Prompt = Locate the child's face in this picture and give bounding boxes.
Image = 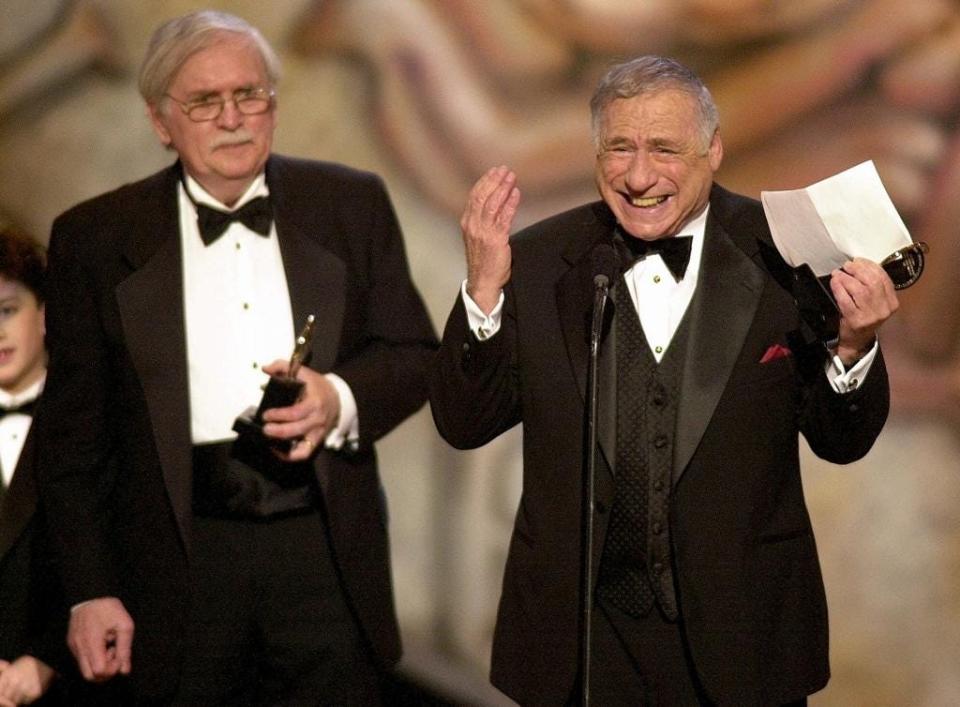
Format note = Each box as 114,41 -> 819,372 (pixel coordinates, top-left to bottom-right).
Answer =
0,276 -> 46,395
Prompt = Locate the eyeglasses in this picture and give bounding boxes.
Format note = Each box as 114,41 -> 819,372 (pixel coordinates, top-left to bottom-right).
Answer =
164,87 -> 275,122
881,241 -> 929,290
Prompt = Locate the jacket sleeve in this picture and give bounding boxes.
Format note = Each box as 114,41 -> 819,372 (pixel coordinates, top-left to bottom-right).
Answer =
325,175 -> 439,452
798,343 -> 890,464
33,215 -> 122,607
429,289 -> 523,450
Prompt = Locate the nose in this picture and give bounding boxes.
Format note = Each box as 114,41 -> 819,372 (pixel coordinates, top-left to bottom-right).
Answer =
216,98 -> 243,130
624,150 -> 658,194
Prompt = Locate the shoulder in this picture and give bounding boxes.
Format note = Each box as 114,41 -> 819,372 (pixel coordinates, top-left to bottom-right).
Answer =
266,154 -> 387,199
50,165 -> 176,256
710,182 -> 800,300
54,166 -> 173,228
708,183 -> 768,238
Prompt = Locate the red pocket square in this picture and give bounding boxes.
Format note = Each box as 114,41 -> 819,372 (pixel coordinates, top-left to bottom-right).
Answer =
760,343 -> 792,364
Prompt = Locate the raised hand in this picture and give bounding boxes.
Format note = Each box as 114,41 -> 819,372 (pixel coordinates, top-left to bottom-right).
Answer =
461,166 -> 521,314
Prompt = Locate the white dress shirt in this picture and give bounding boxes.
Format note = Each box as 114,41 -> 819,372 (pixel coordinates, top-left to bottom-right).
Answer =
179,175 -> 357,447
0,375 -> 44,486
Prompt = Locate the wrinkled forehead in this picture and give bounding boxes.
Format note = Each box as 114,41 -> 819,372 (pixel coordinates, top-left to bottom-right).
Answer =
170,33 -> 269,90
599,91 -> 703,140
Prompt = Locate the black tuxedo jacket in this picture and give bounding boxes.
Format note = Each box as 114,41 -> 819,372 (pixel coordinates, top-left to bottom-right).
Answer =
36,156 -> 437,698
430,185 -> 889,706
0,424 -> 69,673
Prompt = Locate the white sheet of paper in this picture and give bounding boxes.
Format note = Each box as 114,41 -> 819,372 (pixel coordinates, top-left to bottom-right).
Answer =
760,160 -> 912,276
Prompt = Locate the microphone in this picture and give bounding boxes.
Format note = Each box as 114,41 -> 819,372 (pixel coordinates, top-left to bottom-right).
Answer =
590,245 -> 619,349
580,243 -> 618,706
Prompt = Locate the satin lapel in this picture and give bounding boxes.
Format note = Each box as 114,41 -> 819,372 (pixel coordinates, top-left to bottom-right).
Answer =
115,165 -> 194,550
269,162 -> 346,497
555,209 -> 618,477
673,212 -> 765,485
0,432 -> 37,560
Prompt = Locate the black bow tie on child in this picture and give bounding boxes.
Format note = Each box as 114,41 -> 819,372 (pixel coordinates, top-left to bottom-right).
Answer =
196,197 -> 273,245
615,230 -> 693,281
0,399 -> 36,419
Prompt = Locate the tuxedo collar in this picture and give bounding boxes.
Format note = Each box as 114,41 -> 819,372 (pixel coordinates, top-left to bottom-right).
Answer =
553,188 -> 768,486
115,156 -> 345,549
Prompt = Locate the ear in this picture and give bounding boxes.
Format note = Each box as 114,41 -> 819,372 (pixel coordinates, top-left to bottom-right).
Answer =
39,302 -> 45,337
147,102 -> 173,147
708,130 -> 723,172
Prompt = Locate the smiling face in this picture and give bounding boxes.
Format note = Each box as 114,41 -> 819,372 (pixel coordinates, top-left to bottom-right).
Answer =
0,277 -> 46,395
595,90 -> 723,241
148,33 -> 276,206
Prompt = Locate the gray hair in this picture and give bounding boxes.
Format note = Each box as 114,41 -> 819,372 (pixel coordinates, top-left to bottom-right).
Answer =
590,56 -> 719,153
138,10 -> 281,105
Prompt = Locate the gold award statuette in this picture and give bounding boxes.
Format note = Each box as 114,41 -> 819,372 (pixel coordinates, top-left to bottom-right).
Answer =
233,315 -> 316,451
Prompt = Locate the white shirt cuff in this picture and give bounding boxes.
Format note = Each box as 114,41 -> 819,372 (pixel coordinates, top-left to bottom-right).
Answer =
461,280 -> 504,340
323,372 -> 359,450
825,340 -> 879,393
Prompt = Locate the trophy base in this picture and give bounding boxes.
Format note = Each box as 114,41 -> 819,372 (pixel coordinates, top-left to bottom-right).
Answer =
232,375 -> 305,453
232,407 -> 297,453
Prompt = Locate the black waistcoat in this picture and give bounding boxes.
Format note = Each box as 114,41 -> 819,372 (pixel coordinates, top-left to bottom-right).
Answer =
596,279 -> 690,621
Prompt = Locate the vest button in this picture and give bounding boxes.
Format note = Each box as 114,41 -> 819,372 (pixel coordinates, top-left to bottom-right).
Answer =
653,479 -> 665,492
652,562 -> 664,575
654,434 -> 668,449
652,522 -> 663,535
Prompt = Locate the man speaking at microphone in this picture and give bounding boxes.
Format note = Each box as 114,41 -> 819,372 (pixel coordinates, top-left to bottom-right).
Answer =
430,56 -> 898,705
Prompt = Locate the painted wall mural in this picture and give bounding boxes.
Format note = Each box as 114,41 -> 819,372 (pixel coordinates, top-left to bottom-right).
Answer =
2,1 -> 958,703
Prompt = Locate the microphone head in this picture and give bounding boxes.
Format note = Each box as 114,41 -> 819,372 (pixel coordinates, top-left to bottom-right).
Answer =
593,273 -> 610,289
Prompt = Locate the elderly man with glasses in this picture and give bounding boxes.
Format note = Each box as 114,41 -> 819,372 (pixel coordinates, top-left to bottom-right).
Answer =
35,10 -> 436,705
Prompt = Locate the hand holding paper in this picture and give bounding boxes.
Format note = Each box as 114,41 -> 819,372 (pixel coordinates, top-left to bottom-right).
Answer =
761,161 -> 913,352
761,160 -> 928,289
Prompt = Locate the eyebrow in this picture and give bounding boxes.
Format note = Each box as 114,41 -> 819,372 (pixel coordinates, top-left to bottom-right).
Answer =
183,85 -> 261,101
601,136 -> 635,148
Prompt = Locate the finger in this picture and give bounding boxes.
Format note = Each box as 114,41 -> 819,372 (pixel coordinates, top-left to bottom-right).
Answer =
262,417 -> 312,441
70,637 -> 96,682
836,261 -> 898,318
481,170 -> 518,223
497,185 -> 521,230
115,624 -> 134,675
287,436 -> 318,462
463,167 -> 515,230
260,400 -> 307,423
269,434 -> 318,463
261,359 -> 289,377
830,277 -> 858,320
830,269 -> 861,312
471,166 -> 511,207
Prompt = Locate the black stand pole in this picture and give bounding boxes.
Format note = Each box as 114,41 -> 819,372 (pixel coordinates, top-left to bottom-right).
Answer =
580,273 -> 611,707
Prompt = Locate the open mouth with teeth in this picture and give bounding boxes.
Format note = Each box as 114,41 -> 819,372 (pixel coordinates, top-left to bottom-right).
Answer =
629,195 -> 669,208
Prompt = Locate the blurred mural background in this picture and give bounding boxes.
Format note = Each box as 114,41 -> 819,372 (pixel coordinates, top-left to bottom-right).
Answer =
2,0 -> 959,704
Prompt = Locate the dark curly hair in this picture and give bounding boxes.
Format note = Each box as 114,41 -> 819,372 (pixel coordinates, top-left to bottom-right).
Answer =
0,226 -> 46,303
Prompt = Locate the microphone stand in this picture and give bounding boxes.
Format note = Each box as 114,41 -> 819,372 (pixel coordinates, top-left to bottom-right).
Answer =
580,273 -> 611,707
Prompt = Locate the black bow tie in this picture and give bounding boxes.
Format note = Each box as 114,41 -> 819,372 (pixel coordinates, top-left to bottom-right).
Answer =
196,196 -> 273,245
0,398 -> 36,419
616,231 -> 693,281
